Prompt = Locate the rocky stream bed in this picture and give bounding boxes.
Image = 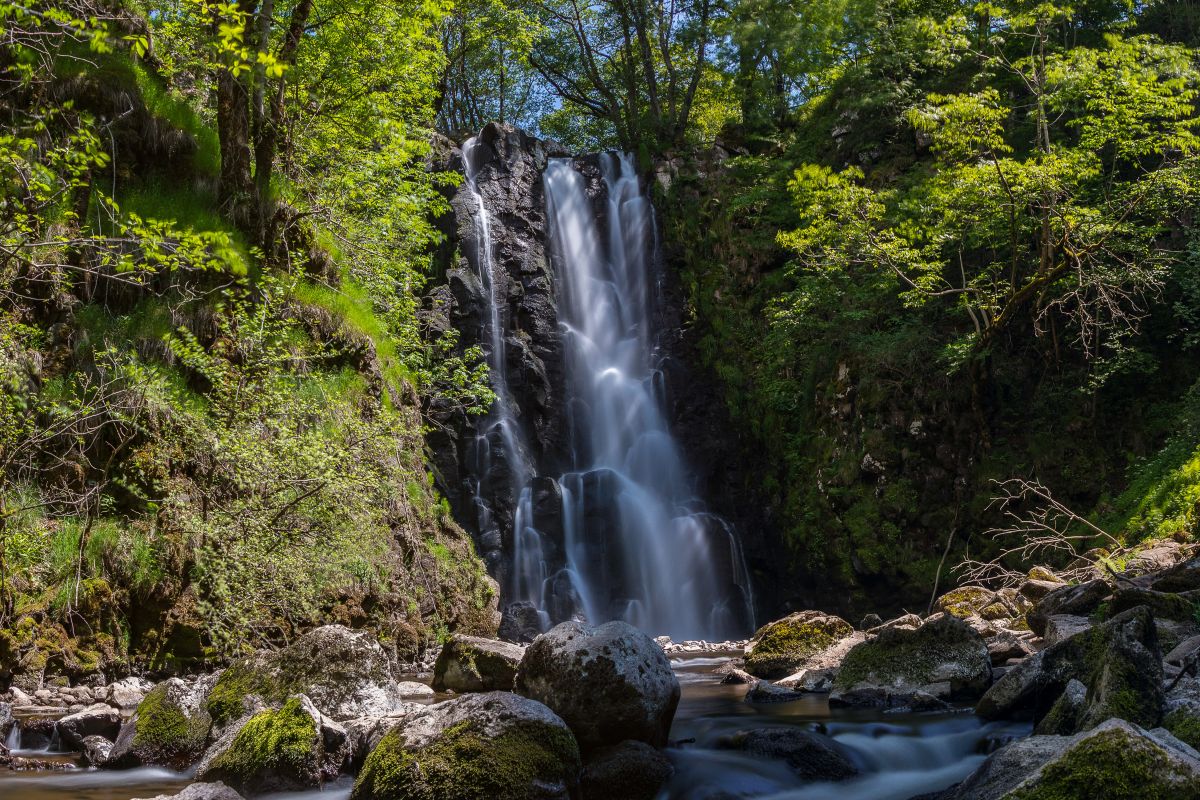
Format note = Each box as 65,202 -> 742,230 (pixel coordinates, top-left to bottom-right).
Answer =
3,543 -> 1200,799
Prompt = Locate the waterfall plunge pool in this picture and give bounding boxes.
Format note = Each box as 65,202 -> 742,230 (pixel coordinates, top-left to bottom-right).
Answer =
0,654 -> 1027,800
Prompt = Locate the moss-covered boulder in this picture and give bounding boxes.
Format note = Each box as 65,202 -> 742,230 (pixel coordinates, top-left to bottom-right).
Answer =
431,635 -> 524,693
935,586 -> 999,618
1108,587 -> 1200,621
196,695 -> 348,794
1026,580 -> 1110,637
830,614 -> 991,705
1150,556 -> 1200,593
108,678 -> 213,769
743,611 -> 855,679
516,620 -> 680,752
350,691 -> 581,800
946,719 -> 1200,800
206,625 -> 402,725
977,605 -> 1163,732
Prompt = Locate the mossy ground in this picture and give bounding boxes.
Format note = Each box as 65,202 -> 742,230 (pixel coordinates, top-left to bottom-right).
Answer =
1164,708 -> 1200,750
351,719 -> 581,800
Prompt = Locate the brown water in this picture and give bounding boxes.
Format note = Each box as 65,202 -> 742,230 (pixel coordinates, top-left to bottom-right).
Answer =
0,656 -> 1028,800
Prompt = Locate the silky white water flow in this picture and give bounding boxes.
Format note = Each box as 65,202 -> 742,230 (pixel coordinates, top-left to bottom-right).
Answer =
538,154 -> 755,640
462,136 -> 536,599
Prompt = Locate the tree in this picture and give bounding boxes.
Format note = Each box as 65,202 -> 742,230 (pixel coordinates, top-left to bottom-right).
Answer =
529,0 -> 721,153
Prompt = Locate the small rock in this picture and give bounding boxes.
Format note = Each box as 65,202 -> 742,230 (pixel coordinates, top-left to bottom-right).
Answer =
56,702 -> 121,750
1019,578 -> 1063,603
720,668 -> 755,685
395,681 -> 434,698
858,614 -> 882,631
744,680 -> 807,704
106,677 -> 153,710
717,727 -> 858,782
1166,635 -> 1200,666
1026,579 -> 1110,637
80,734 -> 115,767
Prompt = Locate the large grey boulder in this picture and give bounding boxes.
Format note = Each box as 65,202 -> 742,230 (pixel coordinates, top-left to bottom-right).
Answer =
133,783 -> 246,800
350,691 -> 581,800
109,678 -> 213,769
830,614 -> 991,706
945,719 -> 1200,800
431,634 -> 524,692
580,740 -> 674,800
106,677 -> 155,710
56,702 -> 121,750
516,620 -> 680,752
1026,579 -> 1109,637
717,728 -> 859,782
205,625 -> 404,724
743,611 -> 855,679
1150,555 -> 1200,593
196,694 -> 348,795
977,605 -> 1163,732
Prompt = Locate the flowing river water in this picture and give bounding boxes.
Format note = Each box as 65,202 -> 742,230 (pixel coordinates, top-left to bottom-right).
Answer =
0,653 -> 1028,800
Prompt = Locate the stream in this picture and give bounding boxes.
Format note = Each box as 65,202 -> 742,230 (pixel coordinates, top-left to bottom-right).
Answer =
0,653 -> 1027,800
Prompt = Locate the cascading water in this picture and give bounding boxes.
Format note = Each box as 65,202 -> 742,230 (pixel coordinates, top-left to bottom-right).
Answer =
535,153 -> 755,641
461,136 -> 538,604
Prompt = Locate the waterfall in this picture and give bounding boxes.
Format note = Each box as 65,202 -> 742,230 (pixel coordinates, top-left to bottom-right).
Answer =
456,133 -> 753,641
539,154 -> 754,641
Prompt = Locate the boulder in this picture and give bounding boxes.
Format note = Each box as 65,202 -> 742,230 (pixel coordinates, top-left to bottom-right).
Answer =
831,614 -> 991,705
1110,586 -> 1200,621
580,740 -> 674,800
1166,635 -> 1200,666
1151,556 -> 1200,593
205,625 -> 404,724
196,695 -> 348,794
775,632 -> 868,692
935,586 -> 999,618
343,713 -> 412,769
350,691 -> 581,800
0,702 -> 12,739
858,614 -> 883,630
947,718 -> 1200,800
109,678 -> 213,769
56,702 -> 121,750
395,681 -> 434,698
106,677 -> 155,710
985,631 -> 1034,666
717,728 -> 859,783
743,611 -> 855,679
1164,675 -> 1200,750
1043,615 -> 1092,646
132,783 -> 246,800
80,734 -> 114,767
1033,678 -> 1087,736
1026,579 -> 1109,637
431,635 -> 524,693
499,601 -> 545,643
1018,579 -> 1063,603
977,605 -> 1162,732
516,620 -> 680,752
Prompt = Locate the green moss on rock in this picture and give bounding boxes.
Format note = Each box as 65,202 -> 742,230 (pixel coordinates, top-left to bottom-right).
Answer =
1005,726 -> 1200,800
352,719 -> 580,800
935,586 -> 997,619
744,611 -> 854,678
1165,708 -> 1200,750
207,698 -> 320,792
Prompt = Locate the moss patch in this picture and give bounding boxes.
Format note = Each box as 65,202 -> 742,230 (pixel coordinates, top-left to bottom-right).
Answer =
1164,708 -> 1200,750
132,683 -> 209,759
208,698 -> 319,790
351,719 -> 580,800
834,615 -> 988,697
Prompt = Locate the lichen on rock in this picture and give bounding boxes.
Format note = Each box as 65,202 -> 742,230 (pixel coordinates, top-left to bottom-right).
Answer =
743,611 -> 855,679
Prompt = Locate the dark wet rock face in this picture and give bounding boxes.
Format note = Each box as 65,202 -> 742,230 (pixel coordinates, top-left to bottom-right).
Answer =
580,740 -> 674,800
424,123 -> 572,591
516,620 -> 681,752
717,728 -> 859,783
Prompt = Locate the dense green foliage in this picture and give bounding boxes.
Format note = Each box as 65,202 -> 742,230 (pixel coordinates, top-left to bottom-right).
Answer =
3,0 -> 1200,657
